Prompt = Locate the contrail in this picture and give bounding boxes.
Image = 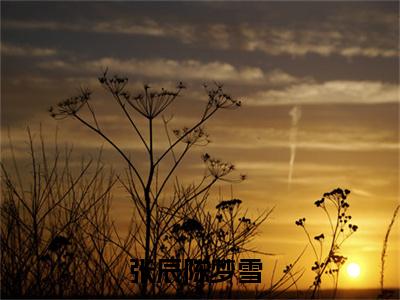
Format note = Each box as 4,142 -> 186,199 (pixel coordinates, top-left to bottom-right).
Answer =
288,106 -> 302,188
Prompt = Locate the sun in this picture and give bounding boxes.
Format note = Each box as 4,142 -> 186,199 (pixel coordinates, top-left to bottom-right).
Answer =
347,262 -> 361,278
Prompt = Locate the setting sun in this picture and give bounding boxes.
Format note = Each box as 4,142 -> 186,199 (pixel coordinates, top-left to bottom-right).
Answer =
347,262 -> 361,278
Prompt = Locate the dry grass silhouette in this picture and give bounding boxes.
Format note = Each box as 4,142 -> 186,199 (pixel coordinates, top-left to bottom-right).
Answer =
379,205 -> 399,299
1,129 -> 137,297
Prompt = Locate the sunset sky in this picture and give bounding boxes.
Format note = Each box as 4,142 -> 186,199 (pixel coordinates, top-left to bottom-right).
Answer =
1,1 -> 399,291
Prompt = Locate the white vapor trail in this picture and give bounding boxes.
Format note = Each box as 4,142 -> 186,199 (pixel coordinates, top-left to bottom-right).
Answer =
288,106 -> 302,188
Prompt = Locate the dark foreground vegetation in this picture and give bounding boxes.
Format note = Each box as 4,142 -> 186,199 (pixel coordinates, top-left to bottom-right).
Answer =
1,73 -> 398,298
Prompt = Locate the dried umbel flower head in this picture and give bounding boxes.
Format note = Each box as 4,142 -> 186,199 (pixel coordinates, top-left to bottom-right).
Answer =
98,71 -> 128,94
173,126 -> 210,146
170,218 -> 204,241
314,233 -> 325,241
202,153 -> 235,179
323,188 -> 350,204
295,217 -> 306,227
314,198 -> 325,207
216,198 -> 242,210
181,218 -> 204,233
99,69 -> 185,119
127,85 -> 183,119
49,88 -> 91,119
204,83 -> 241,109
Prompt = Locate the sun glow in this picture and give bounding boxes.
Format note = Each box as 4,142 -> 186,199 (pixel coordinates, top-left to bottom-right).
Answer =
347,262 -> 361,278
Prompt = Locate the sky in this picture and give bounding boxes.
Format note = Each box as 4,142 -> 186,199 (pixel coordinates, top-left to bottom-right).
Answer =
1,1 -> 399,291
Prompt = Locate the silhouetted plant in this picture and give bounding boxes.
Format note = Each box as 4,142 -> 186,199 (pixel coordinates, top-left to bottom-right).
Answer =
256,247 -> 306,299
1,129 -> 137,297
156,191 -> 272,297
49,71 -> 272,297
295,188 -> 358,299
378,204 -> 399,299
